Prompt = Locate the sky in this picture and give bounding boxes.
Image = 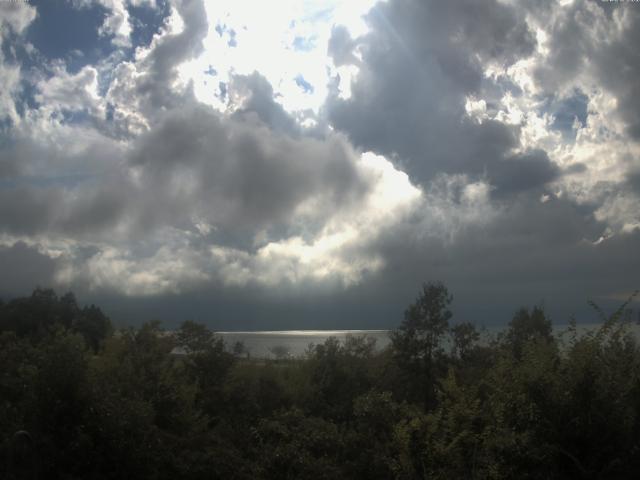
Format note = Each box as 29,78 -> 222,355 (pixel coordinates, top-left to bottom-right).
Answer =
0,0 -> 638,329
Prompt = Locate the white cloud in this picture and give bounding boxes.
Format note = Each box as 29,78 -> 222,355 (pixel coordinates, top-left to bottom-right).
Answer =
0,2 -> 37,36
98,0 -> 133,47
0,2 -> 37,126
35,65 -> 103,113
0,61 -> 22,126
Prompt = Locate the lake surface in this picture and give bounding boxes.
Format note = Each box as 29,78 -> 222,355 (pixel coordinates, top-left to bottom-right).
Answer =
218,330 -> 391,358
216,322 -> 640,358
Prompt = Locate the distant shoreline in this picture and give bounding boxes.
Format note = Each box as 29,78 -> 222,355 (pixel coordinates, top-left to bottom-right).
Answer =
214,329 -> 391,335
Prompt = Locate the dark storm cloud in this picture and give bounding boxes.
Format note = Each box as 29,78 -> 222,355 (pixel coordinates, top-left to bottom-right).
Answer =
58,184 -> 129,235
0,182 -> 129,238
326,0 -> 539,192
86,194 -> 640,330
358,192 -> 637,327
490,150 -> 561,197
129,104 -> 369,236
628,170 -> 640,195
0,126 -> 129,239
0,131 -> 63,180
0,242 -> 59,298
315,0 -> 639,328
0,142 -> 23,179
0,98 -> 370,244
0,186 -> 62,235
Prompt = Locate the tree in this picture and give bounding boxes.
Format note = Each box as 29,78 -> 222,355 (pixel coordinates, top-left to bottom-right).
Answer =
232,340 -> 248,358
176,320 -> 235,416
505,306 -> 553,359
0,289 -> 112,351
304,336 -> 378,420
74,304 -> 113,352
176,320 -> 215,354
269,345 -> 291,361
391,282 -> 452,369
86,321 -> 204,479
450,322 -> 480,361
255,408 -> 344,479
391,282 -> 453,409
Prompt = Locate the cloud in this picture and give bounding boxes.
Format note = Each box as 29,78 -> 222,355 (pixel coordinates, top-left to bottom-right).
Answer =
126,104 -> 367,231
490,149 -> 561,196
328,25 -> 360,68
0,241 -> 60,297
108,106 -> 420,291
103,0 -> 208,133
0,2 -> 37,36
531,1 -> 640,141
317,0 -> 639,324
326,0 -> 639,228
35,64 -> 102,114
0,1 -> 36,126
228,72 -> 300,136
0,95 -> 422,296
362,185 -> 639,324
135,0 -> 208,104
0,0 -> 637,328
0,60 -> 22,127
98,0 -> 133,47
326,0 -> 540,192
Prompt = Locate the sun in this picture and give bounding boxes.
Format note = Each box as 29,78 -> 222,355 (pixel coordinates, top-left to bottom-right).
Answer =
177,0 -> 377,116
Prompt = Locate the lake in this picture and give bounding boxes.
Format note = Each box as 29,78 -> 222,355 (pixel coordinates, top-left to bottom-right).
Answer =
216,322 -> 640,358
218,330 -> 391,358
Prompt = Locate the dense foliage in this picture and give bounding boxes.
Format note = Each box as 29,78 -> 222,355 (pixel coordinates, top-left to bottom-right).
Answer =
1,284 -> 639,479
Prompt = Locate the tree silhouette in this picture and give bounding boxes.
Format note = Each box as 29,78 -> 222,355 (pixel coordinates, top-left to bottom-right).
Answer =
391,282 -> 452,409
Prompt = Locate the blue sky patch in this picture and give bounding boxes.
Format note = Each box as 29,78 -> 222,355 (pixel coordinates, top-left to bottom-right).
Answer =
14,79 -> 41,119
551,90 -> 589,134
26,0 -> 115,73
215,23 -> 237,47
295,74 -> 314,94
292,35 -> 316,52
129,0 -> 171,49
218,81 -> 227,100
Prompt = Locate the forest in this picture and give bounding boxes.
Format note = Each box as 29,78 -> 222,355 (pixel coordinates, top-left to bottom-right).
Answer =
1,283 -> 639,479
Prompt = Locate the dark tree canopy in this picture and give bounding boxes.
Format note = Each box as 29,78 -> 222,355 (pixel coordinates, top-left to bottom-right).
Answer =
0,288 -> 112,350
390,282 -> 453,408
450,321 -> 480,360
391,283 -> 452,365
505,305 -> 553,358
1,285 -> 640,479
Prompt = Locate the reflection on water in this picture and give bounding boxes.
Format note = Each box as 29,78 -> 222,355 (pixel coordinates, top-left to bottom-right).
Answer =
218,330 -> 391,358
215,322 -> 640,359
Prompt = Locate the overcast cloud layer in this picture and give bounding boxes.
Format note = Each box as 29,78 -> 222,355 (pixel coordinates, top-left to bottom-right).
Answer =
0,0 -> 638,328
